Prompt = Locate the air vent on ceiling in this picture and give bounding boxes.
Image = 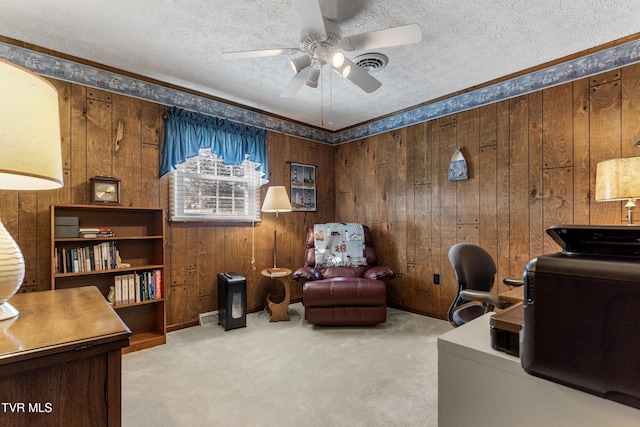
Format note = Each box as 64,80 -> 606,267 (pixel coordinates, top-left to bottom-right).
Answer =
353,53 -> 388,72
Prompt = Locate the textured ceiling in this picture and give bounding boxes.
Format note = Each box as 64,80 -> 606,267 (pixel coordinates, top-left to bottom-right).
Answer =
0,0 -> 639,131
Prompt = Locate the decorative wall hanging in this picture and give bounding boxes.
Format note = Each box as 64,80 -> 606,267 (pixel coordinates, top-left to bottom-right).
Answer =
448,147 -> 468,181
290,163 -> 316,211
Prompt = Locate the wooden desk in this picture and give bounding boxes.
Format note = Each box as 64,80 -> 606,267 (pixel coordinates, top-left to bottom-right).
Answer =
0,287 -> 130,426
499,286 -> 524,304
261,268 -> 292,322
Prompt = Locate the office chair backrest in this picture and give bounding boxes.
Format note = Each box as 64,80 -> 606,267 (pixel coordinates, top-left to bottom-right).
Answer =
447,243 -> 497,326
448,243 -> 497,292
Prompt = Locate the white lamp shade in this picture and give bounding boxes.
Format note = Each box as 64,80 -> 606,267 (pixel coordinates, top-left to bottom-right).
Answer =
261,186 -> 292,212
331,51 -> 345,67
305,67 -> 321,88
339,64 -> 351,78
0,59 -> 63,190
0,60 -> 62,320
290,55 -> 312,74
595,157 -> 640,201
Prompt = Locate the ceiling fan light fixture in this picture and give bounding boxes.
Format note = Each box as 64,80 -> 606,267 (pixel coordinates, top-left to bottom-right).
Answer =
330,51 -> 345,67
305,66 -> 321,88
290,55 -> 311,74
332,62 -> 351,79
224,1 -> 422,98
341,64 -> 351,78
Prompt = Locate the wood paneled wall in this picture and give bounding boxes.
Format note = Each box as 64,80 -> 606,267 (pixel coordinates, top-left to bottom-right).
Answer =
6,78 -> 335,330
6,62 -> 640,327
335,64 -> 640,319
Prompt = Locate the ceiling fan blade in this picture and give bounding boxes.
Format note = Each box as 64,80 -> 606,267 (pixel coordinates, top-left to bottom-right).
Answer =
342,23 -> 422,51
292,0 -> 326,37
344,58 -> 382,93
281,68 -> 310,97
222,48 -> 299,60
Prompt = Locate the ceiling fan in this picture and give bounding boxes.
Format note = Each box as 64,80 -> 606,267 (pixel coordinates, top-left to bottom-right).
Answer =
222,0 -> 422,97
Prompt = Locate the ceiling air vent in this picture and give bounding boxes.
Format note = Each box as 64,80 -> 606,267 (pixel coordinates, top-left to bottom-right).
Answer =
353,53 -> 388,72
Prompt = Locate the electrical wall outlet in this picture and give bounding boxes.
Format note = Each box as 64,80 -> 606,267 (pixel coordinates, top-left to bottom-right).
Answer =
434,274 -> 440,285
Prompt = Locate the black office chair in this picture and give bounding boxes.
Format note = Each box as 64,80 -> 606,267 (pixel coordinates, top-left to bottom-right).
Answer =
447,243 -> 523,327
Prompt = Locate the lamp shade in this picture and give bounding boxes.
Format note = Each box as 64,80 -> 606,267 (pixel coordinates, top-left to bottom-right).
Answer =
305,66 -> 321,88
595,157 -> 640,201
330,51 -> 345,68
0,60 -> 63,320
332,63 -> 351,79
290,55 -> 312,74
0,59 -> 63,190
261,186 -> 292,212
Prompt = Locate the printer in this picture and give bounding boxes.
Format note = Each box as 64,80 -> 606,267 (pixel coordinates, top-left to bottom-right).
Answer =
521,224 -> 640,410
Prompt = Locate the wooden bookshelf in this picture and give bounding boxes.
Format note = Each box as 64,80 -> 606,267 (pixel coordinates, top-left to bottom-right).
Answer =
50,204 -> 166,354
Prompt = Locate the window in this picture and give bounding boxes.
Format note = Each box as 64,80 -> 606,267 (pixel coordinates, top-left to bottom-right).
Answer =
169,149 -> 261,222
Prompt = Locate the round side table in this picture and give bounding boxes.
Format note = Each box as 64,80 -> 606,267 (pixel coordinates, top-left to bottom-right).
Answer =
261,268 -> 292,322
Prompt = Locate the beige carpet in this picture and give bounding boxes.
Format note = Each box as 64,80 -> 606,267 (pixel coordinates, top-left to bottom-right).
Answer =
122,303 -> 452,427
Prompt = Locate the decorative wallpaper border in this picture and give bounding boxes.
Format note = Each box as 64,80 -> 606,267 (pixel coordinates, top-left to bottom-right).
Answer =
335,38 -> 640,144
2,38 -> 640,145
0,42 -> 334,143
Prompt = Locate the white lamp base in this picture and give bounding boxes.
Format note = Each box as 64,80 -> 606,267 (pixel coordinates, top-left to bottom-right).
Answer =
0,218 -> 25,321
0,301 -> 18,320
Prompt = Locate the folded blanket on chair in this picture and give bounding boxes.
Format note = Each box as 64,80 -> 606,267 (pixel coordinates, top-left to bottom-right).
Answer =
313,223 -> 367,269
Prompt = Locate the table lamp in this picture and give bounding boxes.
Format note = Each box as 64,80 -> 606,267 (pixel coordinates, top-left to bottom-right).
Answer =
261,186 -> 292,273
595,156 -> 640,225
0,59 -> 63,320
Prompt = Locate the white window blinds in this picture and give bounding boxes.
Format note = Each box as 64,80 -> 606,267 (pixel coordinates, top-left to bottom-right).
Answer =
169,149 -> 261,222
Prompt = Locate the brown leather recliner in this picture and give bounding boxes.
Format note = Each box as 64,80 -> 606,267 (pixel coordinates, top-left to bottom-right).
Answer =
293,224 -> 395,325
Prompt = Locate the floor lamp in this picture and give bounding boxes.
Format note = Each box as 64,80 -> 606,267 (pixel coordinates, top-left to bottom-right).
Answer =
0,59 -> 63,320
595,156 -> 640,224
261,186 -> 292,274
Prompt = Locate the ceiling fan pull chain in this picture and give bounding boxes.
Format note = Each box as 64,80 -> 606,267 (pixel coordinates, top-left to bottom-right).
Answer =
320,72 -> 324,127
329,69 -> 333,126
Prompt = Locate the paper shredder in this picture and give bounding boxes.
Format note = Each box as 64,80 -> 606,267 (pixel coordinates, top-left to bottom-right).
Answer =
521,224 -> 640,410
217,272 -> 246,331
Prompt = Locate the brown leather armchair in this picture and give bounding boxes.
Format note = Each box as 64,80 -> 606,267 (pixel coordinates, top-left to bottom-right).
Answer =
293,224 -> 395,325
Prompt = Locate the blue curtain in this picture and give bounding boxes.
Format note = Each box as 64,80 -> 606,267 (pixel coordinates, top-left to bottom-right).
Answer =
160,107 -> 269,185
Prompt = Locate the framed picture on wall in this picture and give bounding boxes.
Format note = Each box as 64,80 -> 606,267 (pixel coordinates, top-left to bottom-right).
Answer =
290,163 -> 316,212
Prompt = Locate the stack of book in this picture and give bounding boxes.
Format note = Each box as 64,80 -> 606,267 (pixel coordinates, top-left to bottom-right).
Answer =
54,241 -> 117,273
112,270 -> 163,305
78,227 -> 115,238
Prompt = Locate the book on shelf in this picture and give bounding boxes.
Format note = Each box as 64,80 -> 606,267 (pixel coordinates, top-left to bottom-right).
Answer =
114,275 -> 122,305
121,273 -> 129,304
140,272 -> 147,301
129,275 -> 134,304
154,269 -> 163,299
72,249 -> 79,272
148,271 -> 155,300
111,270 -> 163,306
93,244 -> 101,270
55,241 -> 117,274
133,273 -> 141,303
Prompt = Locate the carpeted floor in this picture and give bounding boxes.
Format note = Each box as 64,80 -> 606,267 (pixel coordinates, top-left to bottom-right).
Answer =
122,303 -> 452,427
